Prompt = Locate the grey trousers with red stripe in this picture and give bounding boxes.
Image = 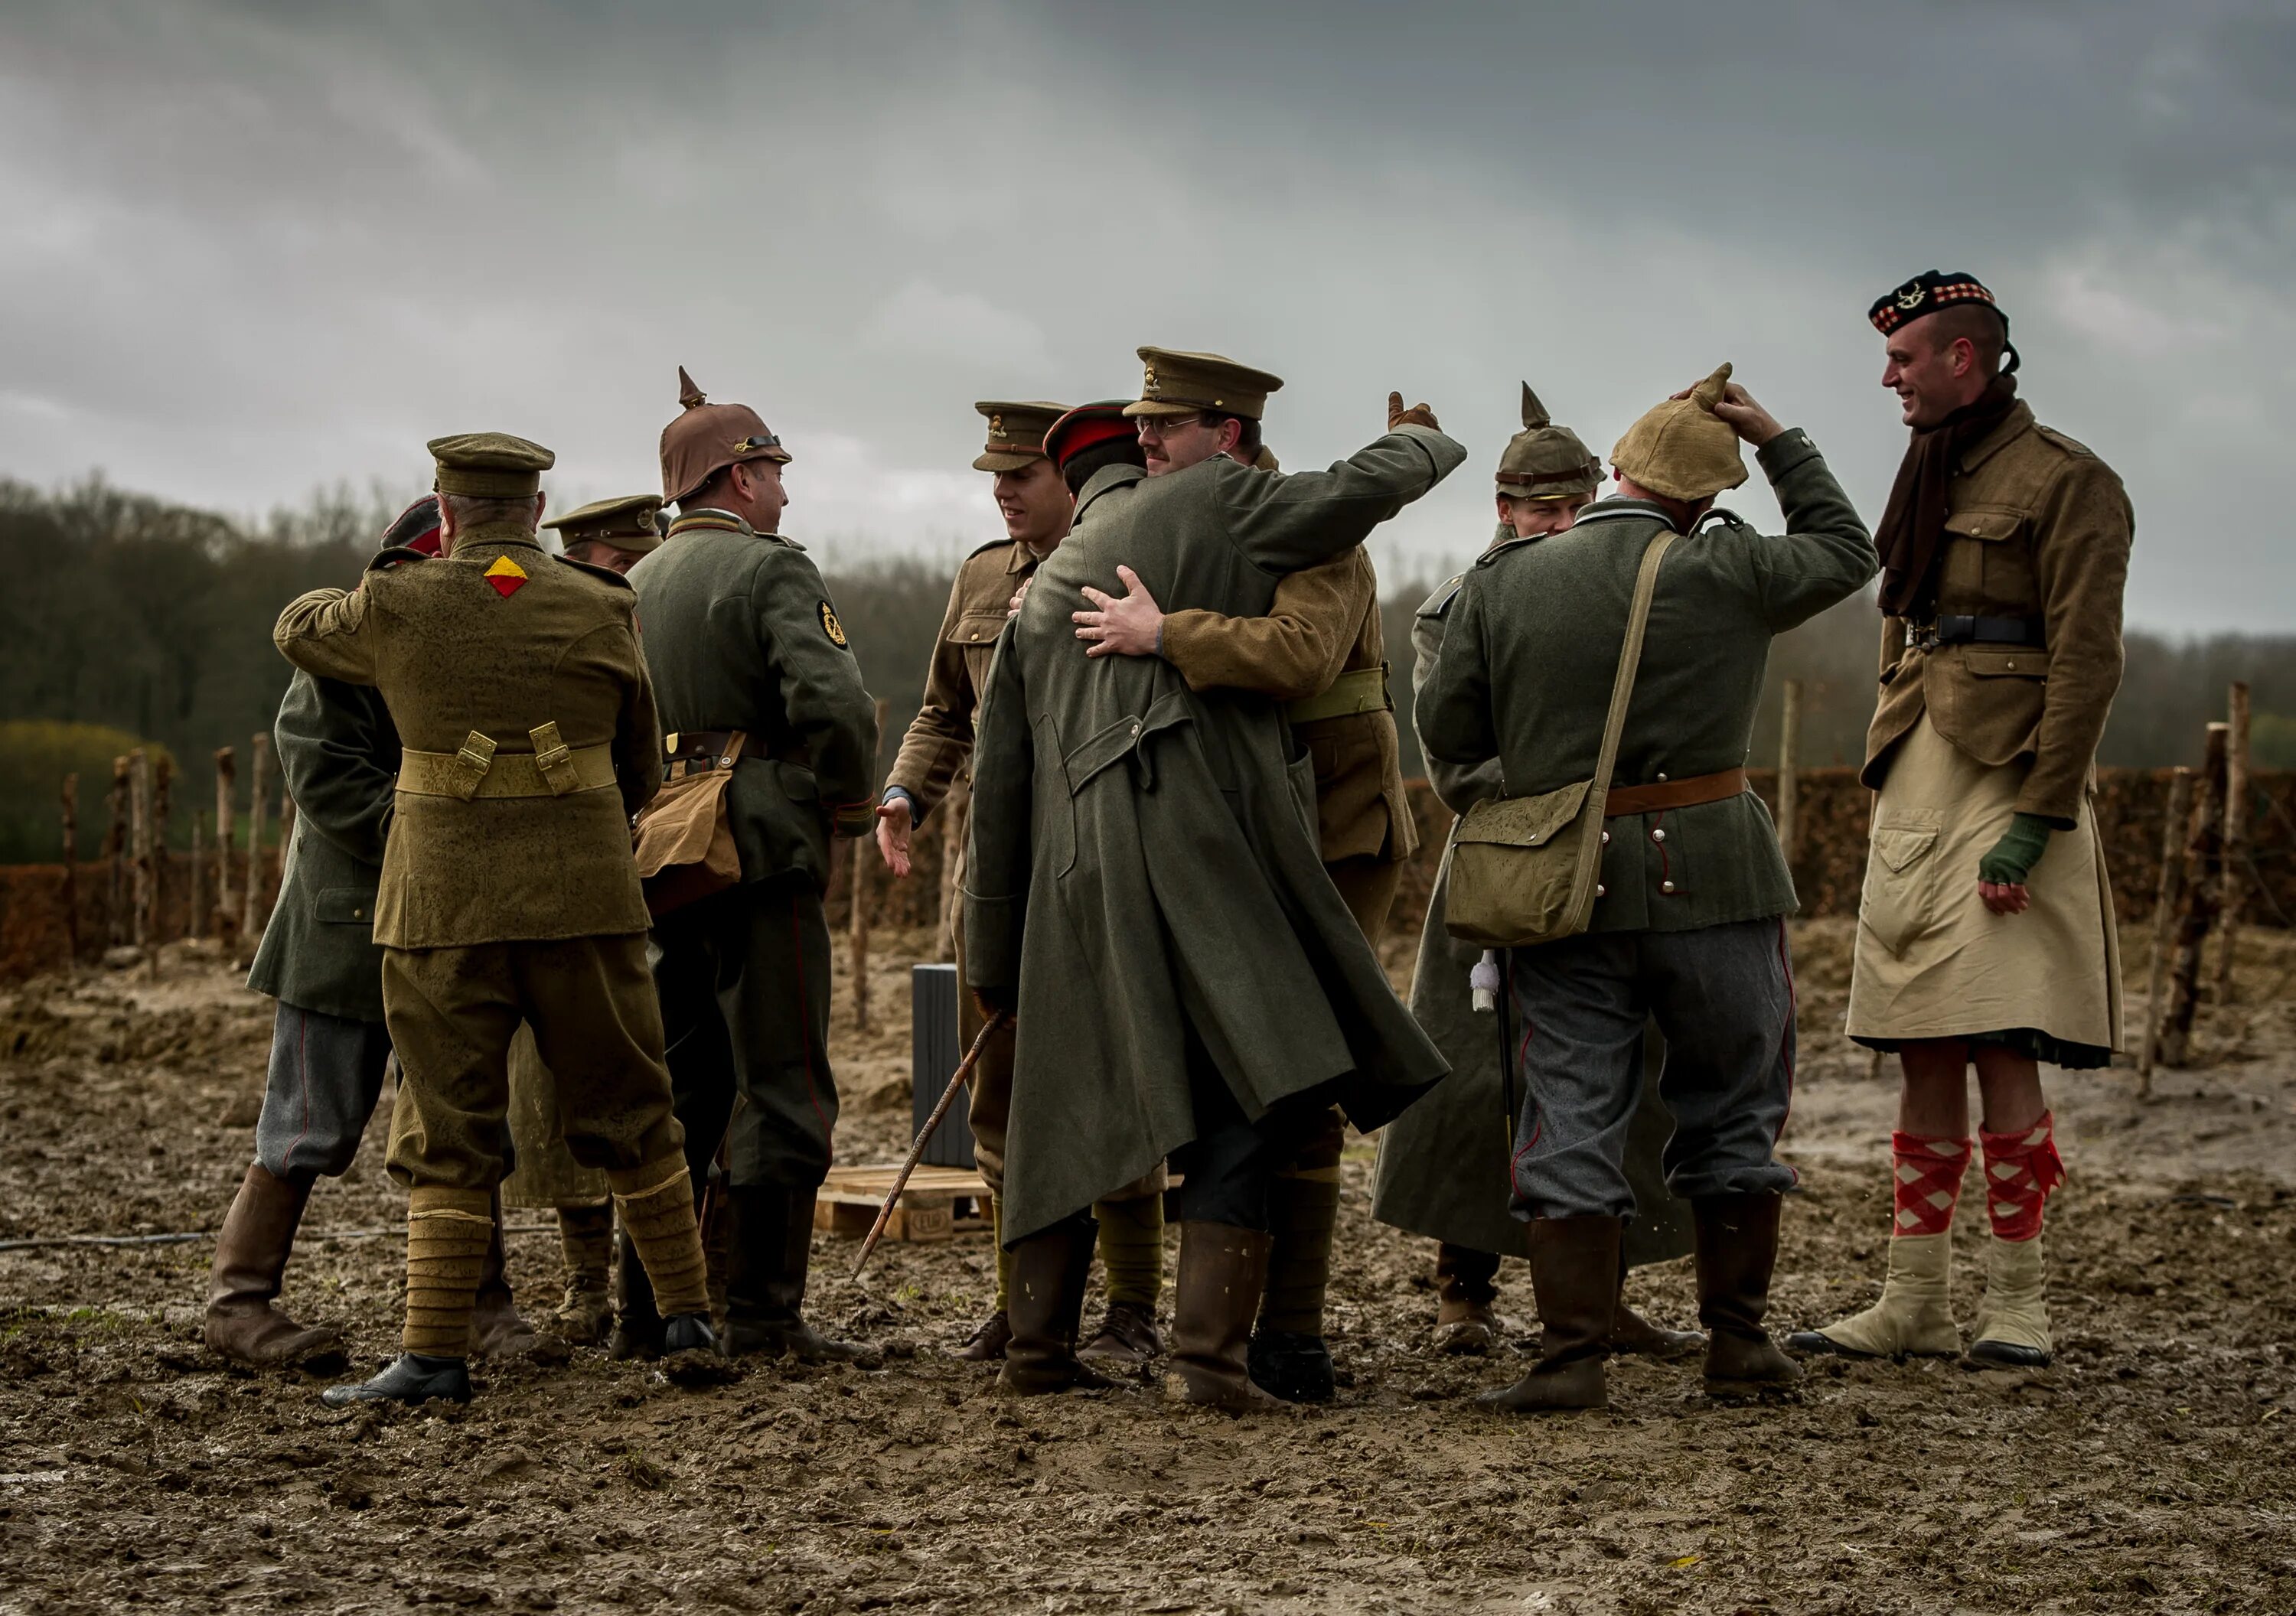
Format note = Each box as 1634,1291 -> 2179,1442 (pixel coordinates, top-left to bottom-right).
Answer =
255,1002 -> 393,1181
650,874 -> 839,1193
1505,917 -> 1796,1223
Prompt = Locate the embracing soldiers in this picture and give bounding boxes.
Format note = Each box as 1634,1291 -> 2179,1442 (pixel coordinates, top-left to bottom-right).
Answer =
1793,273 -> 2132,1371
965,354 -> 1460,1407
1417,367 -> 1876,1411
876,399 -> 1168,1371
274,435 -> 715,1406
618,372 -> 881,1364
1371,386 -> 1700,1363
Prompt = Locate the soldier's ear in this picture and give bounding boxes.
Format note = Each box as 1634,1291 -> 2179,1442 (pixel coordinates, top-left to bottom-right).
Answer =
533,490 -> 548,523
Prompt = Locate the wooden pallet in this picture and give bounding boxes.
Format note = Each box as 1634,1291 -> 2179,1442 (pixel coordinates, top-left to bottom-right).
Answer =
813,1164 -> 992,1243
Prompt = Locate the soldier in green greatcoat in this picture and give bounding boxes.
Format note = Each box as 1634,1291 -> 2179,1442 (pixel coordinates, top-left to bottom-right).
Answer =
621,372 -> 882,1364
1372,385 -> 1699,1361
966,363 -> 1462,1407
275,433 -> 716,1407
1417,367 -> 1875,1412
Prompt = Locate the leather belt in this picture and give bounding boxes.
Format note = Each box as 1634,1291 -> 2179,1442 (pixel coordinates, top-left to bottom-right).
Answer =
1286,663 -> 1393,725
665,729 -> 746,774
1604,767 -> 1746,817
400,725 -> 617,800
1910,614 -> 2045,651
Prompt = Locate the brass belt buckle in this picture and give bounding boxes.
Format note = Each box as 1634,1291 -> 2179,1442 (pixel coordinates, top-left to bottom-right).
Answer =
451,731 -> 497,800
529,722 -> 577,795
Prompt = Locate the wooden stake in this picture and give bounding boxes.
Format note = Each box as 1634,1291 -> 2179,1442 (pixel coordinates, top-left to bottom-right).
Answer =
189,810 -> 206,943
2137,767 -> 2193,1096
213,747 -> 237,946
2209,682 -> 2252,1007
60,774 -> 79,974
129,748 -> 152,950
240,732 -> 272,960
1776,679 -> 1802,863
150,753 -> 173,963
2156,725 -> 2228,1070
106,755 -> 129,947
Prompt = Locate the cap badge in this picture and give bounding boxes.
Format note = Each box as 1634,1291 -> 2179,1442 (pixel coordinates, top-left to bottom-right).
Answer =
990,413 -> 1003,438
819,601 -> 848,648
1143,363 -> 1159,394
483,556 -> 529,599
1896,286 -> 1926,311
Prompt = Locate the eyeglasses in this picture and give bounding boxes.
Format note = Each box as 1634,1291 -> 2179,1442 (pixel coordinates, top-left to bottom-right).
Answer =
1135,413 -> 1202,437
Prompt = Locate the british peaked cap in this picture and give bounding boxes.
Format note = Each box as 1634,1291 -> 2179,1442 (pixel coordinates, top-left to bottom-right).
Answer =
429,432 -> 554,498
1124,347 -> 1284,421
543,493 -> 664,554
973,400 -> 1069,473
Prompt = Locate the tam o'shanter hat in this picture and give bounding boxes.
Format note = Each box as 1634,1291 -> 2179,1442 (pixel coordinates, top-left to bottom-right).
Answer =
973,401 -> 1069,473
659,367 -> 792,503
428,432 -> 554,498
1868,269 -> 2019,373
543,493 -> 664,556
1124,347 -> 1284,421
1042,401 -> 1137,471
1495,383 -> 1600,501
1609,364 -> 1747,503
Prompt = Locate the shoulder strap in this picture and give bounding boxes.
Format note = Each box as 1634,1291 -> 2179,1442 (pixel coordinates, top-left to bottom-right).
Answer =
1589,533 -> 1675,806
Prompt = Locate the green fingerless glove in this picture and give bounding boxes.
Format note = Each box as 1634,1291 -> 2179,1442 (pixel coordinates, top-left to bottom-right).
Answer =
1977,812 -> 2055,886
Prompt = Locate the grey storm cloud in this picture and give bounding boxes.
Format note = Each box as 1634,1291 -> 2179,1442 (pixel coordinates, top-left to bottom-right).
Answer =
2,0 -> 2290,628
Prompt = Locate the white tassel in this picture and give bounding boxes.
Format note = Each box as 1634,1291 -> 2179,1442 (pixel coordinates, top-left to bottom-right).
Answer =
1469,950 -> 1502,1014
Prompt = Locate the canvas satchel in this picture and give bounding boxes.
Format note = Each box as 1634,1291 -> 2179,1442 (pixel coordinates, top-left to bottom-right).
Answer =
1445,532 -> 1675,948
633,731 -> 746,917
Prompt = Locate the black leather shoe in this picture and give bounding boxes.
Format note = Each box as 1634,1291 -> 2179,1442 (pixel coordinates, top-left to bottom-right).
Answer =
321,1353 -> 472,1409
663,1313 -> 719,1356
1786,1328 -> 1880,1360
1967,1338 -> 2051,1369
1246,1329 -> 1335,1403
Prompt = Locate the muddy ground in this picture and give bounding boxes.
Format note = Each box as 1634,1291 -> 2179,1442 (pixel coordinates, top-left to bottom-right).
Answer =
4,920 -> 2295,1615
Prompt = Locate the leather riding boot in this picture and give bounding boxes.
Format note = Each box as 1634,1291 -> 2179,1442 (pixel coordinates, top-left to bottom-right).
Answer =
1474,1216 -> 1618,1415
1694,1191 -> 1802,1395
321,1352 -> 471,1409
702,1178 -> 735,1330
468,1189 -> 543,1360
1164,1223 -> 1275,1409
608,1223 -> 664,1360
1608,1253 -> 1704,1359
724,1186 -> 881,1366
205,1162 -> 344,1367
1433,1243 -> 1501,1355
998,1217 -> 1109,1395
552,1202 -> 615,1345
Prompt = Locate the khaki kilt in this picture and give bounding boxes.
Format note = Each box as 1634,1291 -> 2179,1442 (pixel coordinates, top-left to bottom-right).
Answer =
1846,714 -> 2122,1057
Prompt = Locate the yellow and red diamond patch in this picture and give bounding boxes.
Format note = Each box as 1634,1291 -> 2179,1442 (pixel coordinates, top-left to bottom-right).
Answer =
484,556 -> 528,598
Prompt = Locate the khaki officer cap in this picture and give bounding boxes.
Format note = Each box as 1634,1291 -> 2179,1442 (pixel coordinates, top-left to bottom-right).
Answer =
428,432 -> 554,498
1495,383 -> 1600,502
1609,363 -> 1747,503
660,366 -> 792,504
1124,347 -> 1284,421
543,493 -> 664,556
973,400 -> 1069,473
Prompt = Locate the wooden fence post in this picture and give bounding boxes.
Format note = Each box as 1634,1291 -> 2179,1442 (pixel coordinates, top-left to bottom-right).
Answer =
239,732 -> 272,960
106,755 -> 130,946
129,748 -> 152,950
1776,679 -> 1802,863
2137,767 -> 2193,1096
149,753 -> 174,966
213,747 -> 237,947
60,774 -> 80,975
2209,682 -> 2251,1007
189,810 -> 207,943
2156,725 -> 2228,1070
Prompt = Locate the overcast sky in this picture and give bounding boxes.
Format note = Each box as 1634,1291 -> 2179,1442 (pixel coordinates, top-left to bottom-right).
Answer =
4,0 -> 2291,630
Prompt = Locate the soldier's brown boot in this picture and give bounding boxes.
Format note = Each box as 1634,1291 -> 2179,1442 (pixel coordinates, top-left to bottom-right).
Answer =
999,1217 -> 1109,1395
608,1223 -> 664,1360
724,1186 -> 882,1367
205,1163 -> 345,1369
1164,1222 -> 1275,1410
1694,1191 -> 1802,1397
1078,1301 -> 1161,1375
468,1189 -> 550,1361
1432,1243 -> 1501,1356
552,1202 -> 615,1346
1608,1255 -> 1704,1359
957,1193 -> 1014,1362
1473,1216 -> 1617,1415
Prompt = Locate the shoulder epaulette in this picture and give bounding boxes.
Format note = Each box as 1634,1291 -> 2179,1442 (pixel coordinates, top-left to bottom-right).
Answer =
555,555 -> 634,590
964,536 -> 1020,563
366,546 -> 428,573
2032,424 -> 2099,461
1419,573 -> 1468,617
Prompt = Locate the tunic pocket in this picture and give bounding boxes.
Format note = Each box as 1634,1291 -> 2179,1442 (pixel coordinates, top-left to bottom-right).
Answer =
1860,812 -> 1942,957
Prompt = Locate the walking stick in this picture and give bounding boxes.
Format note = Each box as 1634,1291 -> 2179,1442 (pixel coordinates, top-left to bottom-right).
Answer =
851,1008 -> 1009,1279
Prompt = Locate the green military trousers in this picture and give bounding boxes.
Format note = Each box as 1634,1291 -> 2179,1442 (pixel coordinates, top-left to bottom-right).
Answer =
381,933 -> 687,1191
650,875 -> 840,1192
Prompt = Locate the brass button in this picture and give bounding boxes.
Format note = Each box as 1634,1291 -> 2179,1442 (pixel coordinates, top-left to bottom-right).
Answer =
1600,830 -> 1609,845
1131,723 -> 1142,738
2005,659 -> 2017,670
1661,880 -> 1677,894
1652,828 -> 1667,842
1656,771 -> 1669,783
1594,884 -> 1606,898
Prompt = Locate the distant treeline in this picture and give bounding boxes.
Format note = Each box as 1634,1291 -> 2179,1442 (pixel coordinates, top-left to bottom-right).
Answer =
2,476 -> 2289,861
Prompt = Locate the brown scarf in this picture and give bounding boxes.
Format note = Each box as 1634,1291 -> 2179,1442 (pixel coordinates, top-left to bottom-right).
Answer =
1874,373 -> 2019,617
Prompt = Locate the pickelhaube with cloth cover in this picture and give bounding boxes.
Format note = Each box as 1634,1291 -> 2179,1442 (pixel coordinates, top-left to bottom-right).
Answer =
543,494 -> 664,557
972,400 -> 1068,473
428,432 -> 554,497
1609,364 -> 1746,502
1124,347 -> 1284,421
1495,383 -> 1600,502
659,367 -> 792,503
